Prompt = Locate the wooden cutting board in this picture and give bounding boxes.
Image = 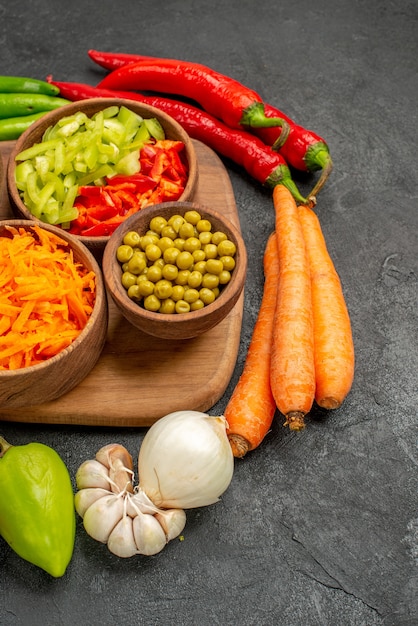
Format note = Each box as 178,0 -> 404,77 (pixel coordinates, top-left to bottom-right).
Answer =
0,139 -> 244,427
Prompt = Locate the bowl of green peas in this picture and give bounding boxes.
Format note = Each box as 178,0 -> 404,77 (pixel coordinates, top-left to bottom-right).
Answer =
102,201 -> 247,340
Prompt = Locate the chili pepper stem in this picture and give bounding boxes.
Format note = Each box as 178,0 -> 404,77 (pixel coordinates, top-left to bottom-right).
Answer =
0,436 -> 12,457
308,157 -> 333,198
240,102 -> 290,130
266,167 -> 309,205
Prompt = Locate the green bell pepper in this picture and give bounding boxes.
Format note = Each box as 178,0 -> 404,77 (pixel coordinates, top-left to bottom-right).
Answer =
0,436 -> 75,578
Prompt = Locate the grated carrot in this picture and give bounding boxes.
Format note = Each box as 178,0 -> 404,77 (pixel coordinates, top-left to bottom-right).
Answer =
0,225 -> 96,370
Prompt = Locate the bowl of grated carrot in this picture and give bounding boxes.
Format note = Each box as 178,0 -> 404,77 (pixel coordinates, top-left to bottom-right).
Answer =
6,98 -> 198,261
0,219 -> 108,409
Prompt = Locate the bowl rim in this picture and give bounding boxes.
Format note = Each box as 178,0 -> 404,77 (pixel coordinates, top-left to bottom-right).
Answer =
102,201 -> 247,327
0,218 -> 106,376
6,97 -> 198,246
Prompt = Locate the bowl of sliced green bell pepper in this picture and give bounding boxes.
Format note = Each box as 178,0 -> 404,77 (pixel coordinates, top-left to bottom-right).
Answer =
7,98 -> 198,260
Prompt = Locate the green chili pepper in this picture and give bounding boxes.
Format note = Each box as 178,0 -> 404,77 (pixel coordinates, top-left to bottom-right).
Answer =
0,93 -> 70,119
0,436 -> 76,578
0,112 -> 46,140
0,75 -> 60,96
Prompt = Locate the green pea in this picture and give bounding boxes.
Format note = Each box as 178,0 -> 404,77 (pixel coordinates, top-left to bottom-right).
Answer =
127,284 -> 143,301
161,225 -> 177,240
121,271 -> 138,289
196,218 -> 212,233
159,298 -> 176,314
192,248 -> 205,263
218,239 -> 236,257
173,237 -> 185,251
183,236 -> 201,253
211,231 -> 227,245
198,231 -> 212,245
162,263 -> 179,281
199,287 -> 216,305
149,216 -> 167,234
183,288 -> 200,304
127,254 -> 147,275
146,264 -> 162,283
204,243 -> 218,259
171,285 -> 185,301
175,270 -> 191,285
144,294 -> 161,311
163,246 -> 180,264
154,279 -> 173,300
188,270 -> 203,288
137,279 -> 154,297
116,244 -> 134,263
158,236 -> 175,252
167,215 -> 185,233
141,234 -> 159,250
205,258 -> 224,275
219,270 -> 232,285
190,298 -> 205,311
123,230 -> 141,247
145,243 -> 162,262
175,299 -> 190,314
193,260 -> 207,275
202,273 -> 219,289
179,221 -> 195,239
176,250 -> 194,270
184,209 -> 201,224
219,255 -> 236,271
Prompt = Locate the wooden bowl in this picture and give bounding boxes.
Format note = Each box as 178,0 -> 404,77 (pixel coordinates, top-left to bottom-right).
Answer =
6,98 -> 198,261
0,219 -> 108,409
102,201 -> 247,340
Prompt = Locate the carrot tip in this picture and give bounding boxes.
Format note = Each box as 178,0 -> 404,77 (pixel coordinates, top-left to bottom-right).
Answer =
228,433 -> 251,458
284,412 -> 306,431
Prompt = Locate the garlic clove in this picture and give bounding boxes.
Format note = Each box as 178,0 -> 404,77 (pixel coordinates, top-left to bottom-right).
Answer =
75,458 -> 111,491
95,444 -> 134,495
126,489 -> 159,517
107,515 -> 138,558
155,508 -> 187,541
74,487 -> 112,518
133,512 -> 167,556
83,493 -> 124,543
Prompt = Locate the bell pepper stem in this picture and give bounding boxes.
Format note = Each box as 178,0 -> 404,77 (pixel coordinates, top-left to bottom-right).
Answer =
0,436 -> 12,457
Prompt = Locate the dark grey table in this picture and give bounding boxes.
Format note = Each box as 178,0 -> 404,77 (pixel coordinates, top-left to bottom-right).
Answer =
0,1 -> 416,625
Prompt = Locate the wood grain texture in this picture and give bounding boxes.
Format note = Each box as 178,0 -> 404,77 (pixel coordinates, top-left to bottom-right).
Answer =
0,139 -> 244,426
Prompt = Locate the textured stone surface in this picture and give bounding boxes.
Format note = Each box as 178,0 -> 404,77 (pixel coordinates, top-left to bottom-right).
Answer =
0,1 -> 416,624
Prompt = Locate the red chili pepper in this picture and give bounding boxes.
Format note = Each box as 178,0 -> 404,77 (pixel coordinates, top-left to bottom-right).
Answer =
47,80 -> 311,203
86,51 -> 333,194
88,49 -> 153,70
96,59 -> 288,132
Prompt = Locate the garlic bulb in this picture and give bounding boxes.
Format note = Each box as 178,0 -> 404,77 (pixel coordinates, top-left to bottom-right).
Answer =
74,443 -> 187,558
137,411 -> 234,509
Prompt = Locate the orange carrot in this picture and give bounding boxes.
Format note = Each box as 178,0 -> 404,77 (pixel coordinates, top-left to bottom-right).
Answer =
270,185 -> 315,431
0,225 -> 96,370
225,232 -> 279,457
298,205 -> 355,409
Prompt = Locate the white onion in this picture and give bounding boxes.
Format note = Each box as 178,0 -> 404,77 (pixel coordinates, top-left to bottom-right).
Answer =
137,410 -> 234,509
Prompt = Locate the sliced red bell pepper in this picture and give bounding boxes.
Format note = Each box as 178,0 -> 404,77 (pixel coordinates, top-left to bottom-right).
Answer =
67,138 -> 189,237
